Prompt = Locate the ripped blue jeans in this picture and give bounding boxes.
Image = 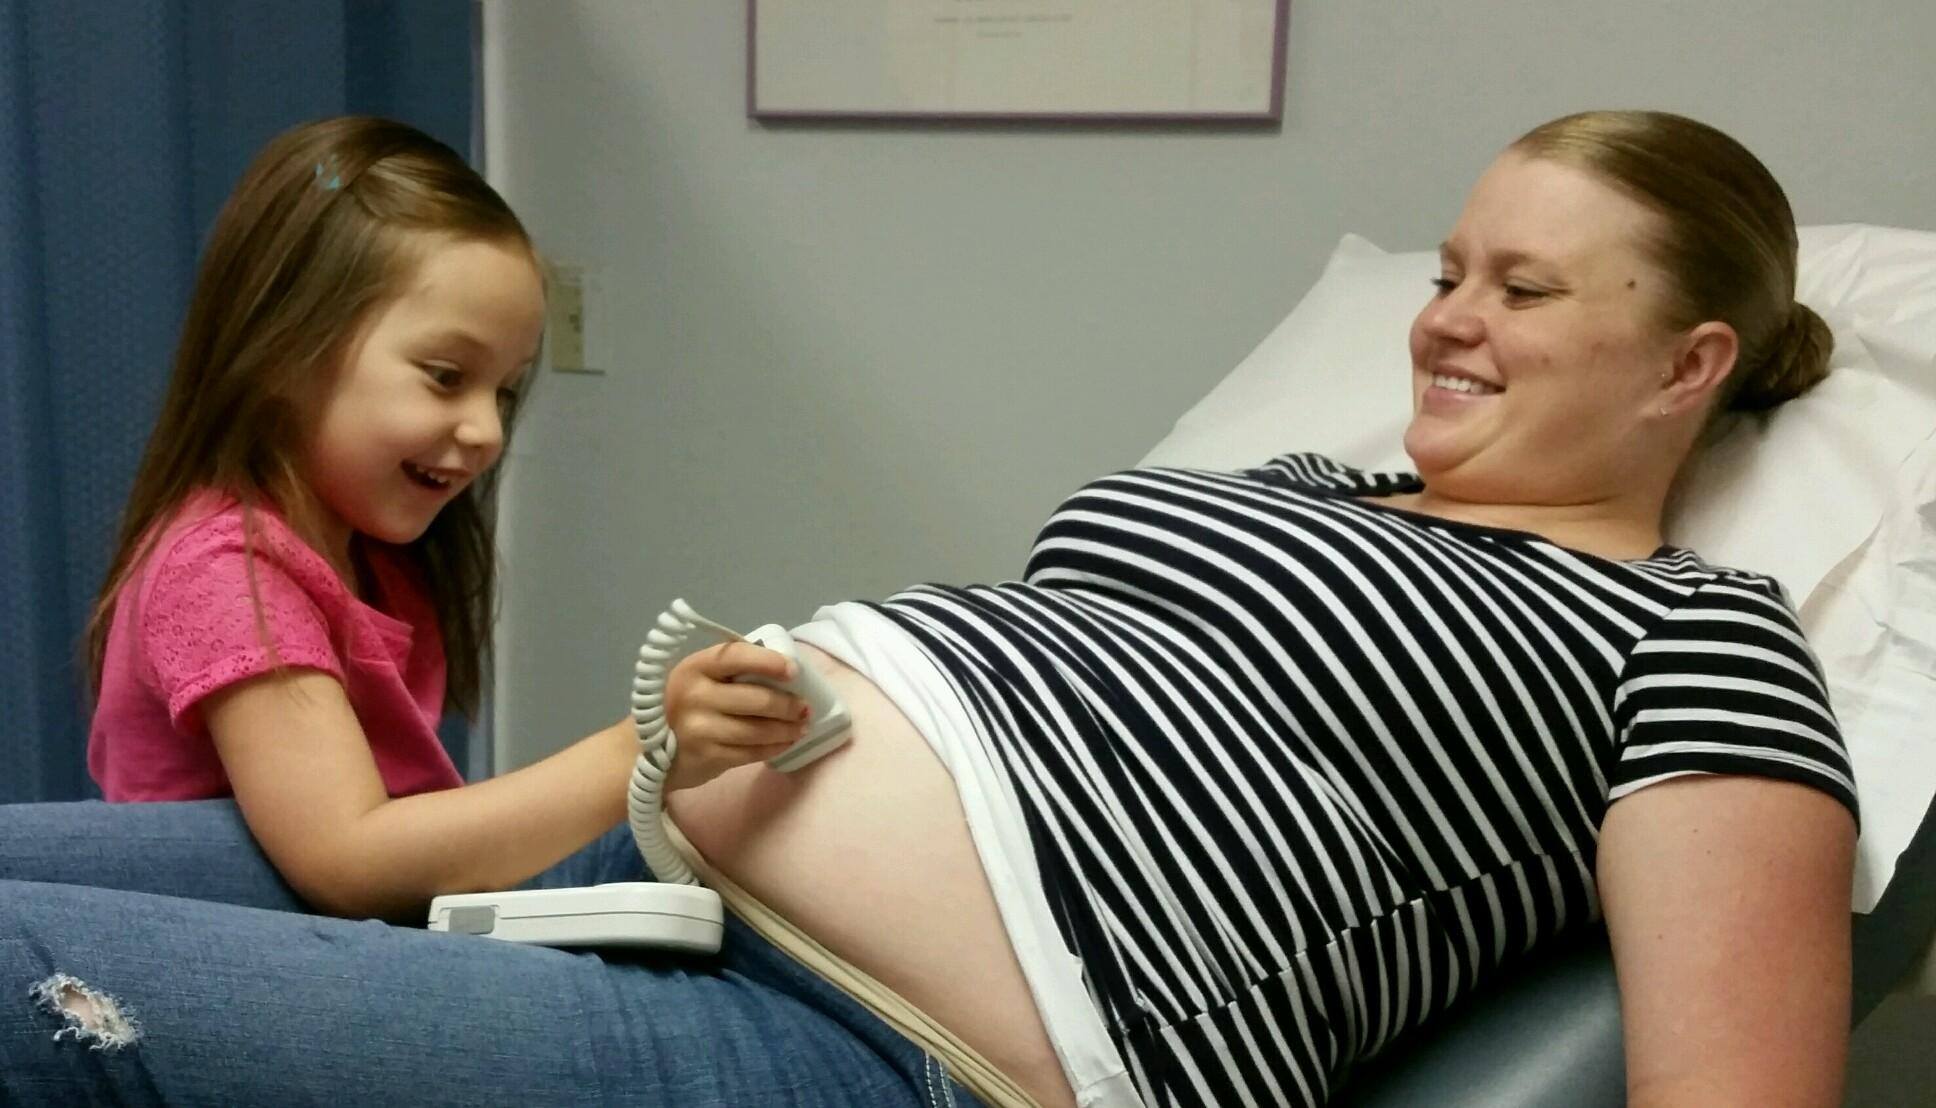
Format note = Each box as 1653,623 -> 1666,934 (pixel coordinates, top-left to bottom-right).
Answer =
0,800 -> 982,1107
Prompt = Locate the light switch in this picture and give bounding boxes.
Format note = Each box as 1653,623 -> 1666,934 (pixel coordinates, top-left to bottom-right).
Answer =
546,262 -> 598,374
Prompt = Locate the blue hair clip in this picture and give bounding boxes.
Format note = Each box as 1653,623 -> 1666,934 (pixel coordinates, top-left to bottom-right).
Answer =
314,161 -> 342,191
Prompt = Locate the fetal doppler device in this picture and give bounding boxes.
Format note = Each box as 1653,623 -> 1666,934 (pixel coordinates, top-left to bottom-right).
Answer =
427,601 -> 853,953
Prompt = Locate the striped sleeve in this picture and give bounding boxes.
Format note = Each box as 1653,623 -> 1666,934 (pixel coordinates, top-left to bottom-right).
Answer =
1610,574 -> 1858,823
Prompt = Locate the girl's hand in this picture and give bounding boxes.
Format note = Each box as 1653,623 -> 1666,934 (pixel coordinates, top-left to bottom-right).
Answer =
662,641 -> 810,792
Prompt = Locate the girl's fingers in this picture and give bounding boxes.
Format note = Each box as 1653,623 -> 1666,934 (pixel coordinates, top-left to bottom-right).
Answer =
705,682 -> 807,721
688,714 -> 807,750
694,640 -> 796,682
741,741 -> 800,763
666,738 -> 798,792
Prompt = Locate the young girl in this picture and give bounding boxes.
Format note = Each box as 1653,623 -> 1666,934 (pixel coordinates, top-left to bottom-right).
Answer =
82,116 -> 806,922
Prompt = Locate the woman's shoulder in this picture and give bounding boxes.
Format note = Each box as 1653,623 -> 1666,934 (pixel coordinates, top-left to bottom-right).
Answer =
1641,546 -> 1796,602
1630,550 -> 1814,649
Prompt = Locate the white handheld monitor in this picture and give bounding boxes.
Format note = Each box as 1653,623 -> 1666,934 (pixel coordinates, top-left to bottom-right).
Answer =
428,602 -> 854,955
428,882 -> 723,953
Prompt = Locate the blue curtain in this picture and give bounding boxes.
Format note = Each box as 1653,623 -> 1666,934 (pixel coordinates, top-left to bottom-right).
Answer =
1,1 -> 476,803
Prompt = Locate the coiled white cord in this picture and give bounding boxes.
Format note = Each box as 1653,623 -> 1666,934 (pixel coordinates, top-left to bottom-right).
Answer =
627,599 -> 743,887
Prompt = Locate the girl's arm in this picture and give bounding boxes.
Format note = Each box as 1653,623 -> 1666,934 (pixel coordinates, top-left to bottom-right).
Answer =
1597,774 -> 1856,1107
206,670 -> 637,921
206,638 -> 810,922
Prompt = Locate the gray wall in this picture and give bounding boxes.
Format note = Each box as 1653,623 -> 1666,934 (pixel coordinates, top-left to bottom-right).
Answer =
479,0 -> 1936,1094
481,1 -> 1936,765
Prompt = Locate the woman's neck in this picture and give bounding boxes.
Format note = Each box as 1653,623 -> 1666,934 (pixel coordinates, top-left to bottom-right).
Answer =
1383,487 -> 1667,561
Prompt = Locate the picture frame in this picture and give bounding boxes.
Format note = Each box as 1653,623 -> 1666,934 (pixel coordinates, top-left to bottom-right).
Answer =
748,1 -> 1289,123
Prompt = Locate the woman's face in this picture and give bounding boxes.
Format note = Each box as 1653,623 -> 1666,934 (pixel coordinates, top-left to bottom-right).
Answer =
1404,152 -> 1683,505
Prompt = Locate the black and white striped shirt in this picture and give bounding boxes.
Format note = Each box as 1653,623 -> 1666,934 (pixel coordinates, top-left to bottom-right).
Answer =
871,453 -> 1857,1108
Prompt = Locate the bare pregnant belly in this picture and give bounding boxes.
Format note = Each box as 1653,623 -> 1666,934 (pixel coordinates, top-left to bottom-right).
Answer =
666,644 -> 1075,1108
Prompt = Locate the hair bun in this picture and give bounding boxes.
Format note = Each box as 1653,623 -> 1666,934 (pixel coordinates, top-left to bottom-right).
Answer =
1731,302 -> 1834,411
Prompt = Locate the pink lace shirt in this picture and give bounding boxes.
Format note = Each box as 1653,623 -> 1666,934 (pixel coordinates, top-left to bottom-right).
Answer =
89,493 -> 464,801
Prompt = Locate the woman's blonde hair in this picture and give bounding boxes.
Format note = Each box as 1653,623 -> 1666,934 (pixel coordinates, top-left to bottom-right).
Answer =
86,116 -> 537,715
1511,110 -> 1831,414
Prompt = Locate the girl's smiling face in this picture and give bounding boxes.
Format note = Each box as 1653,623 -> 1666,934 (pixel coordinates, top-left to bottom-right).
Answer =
301,235 -> 545,570
1404,152 -> 1685,508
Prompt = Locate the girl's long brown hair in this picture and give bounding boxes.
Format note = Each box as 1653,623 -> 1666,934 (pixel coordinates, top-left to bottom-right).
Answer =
86,116 -> 537,717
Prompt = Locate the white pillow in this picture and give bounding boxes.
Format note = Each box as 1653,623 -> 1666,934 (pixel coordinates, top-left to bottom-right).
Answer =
1143,226 -> 1936,911
1142,234 -> 1418,474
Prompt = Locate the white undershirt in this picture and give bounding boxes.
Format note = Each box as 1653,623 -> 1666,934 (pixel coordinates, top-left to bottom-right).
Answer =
793,601 -> 1144,1108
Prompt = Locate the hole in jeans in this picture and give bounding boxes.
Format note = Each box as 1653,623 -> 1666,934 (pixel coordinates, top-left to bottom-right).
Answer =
29,973 -> 141,1050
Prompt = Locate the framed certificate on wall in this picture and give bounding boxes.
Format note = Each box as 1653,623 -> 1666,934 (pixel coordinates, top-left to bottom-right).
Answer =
748,1 -> 1289,123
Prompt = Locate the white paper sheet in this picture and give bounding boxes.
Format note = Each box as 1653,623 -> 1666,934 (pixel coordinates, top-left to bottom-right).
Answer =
1803,436 -> 1936,910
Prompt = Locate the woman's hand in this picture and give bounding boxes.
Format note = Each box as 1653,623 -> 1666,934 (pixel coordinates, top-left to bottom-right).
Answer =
662,641 -> 811,792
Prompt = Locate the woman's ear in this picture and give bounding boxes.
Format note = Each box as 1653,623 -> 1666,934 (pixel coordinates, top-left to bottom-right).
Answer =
1660,321 -> 1739,418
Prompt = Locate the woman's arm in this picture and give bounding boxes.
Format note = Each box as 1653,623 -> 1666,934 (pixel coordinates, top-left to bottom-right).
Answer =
206,669 -> 638,921
1597,774 -> 1857,1107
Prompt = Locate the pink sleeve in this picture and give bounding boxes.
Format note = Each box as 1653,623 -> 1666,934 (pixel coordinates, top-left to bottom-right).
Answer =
139,513 -> 347,733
